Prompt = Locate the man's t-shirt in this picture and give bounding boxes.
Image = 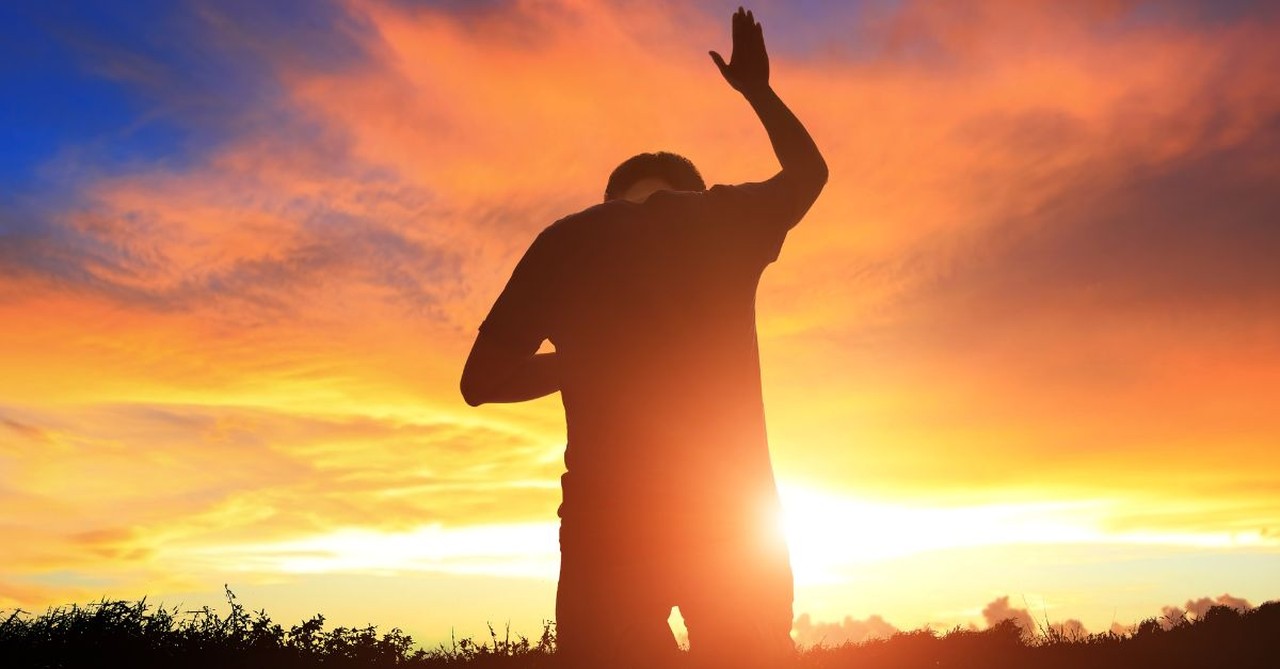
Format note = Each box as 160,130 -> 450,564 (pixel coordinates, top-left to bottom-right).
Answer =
480,176 -> 811,551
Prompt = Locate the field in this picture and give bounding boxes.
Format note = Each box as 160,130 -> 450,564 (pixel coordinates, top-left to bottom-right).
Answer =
2,588 -> 1277,668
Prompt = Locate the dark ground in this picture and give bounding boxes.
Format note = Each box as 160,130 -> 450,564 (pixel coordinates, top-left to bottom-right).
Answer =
3,589 -> 1277,668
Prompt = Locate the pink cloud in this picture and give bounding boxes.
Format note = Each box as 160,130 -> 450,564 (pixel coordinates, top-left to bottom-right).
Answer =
981,596 -> 1037,637
1185,593 -> 1252,619
793,611 -> 899,648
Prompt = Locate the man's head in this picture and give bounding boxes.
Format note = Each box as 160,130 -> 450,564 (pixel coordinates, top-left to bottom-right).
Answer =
604,151 -> 706,203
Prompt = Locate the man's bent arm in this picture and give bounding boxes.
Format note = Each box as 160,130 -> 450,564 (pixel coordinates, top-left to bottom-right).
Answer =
711,8 -> 827,202
743,86 -> 827,200
460,333 -> 560,406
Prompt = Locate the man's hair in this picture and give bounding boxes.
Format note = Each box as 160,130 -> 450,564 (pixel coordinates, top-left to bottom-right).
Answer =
604,151 -> 707,201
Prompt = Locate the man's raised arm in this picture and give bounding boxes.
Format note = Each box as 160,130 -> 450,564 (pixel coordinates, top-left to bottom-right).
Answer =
711,7 -> 828,205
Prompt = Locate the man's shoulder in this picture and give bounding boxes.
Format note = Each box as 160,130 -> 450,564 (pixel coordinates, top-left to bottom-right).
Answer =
702,181 -> 787,202
652,182 -> 786,213
538,184 -> 760,239
540,199 -> 631,237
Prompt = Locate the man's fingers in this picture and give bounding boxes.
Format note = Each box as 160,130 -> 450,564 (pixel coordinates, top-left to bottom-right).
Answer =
728,7 -> 764,55
709,50 -> 728,72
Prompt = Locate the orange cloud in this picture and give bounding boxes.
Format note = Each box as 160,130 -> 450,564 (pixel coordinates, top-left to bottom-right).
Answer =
2,0 -> 1278,631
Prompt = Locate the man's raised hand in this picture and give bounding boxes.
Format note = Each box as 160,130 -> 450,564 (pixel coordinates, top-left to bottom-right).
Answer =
709,7 -> 769,94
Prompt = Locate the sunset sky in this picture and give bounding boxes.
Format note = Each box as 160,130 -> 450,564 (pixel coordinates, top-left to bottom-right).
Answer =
2,0 -> 1278,648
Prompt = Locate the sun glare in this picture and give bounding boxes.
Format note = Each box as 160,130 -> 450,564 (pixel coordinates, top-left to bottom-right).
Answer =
776,484 -> 1276,587
168,487 -> 1278,591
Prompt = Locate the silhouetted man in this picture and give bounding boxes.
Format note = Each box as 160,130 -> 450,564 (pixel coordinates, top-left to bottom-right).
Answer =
461,8 -> 826,668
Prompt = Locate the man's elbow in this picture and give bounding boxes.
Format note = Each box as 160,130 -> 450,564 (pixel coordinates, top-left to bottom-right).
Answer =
786,158 -> 828,197
459,375 -> 489,407
809,157 -> 829,190
795,160 -> 828,204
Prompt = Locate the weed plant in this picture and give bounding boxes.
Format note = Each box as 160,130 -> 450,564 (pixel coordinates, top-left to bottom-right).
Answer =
2,587 -> 1276,668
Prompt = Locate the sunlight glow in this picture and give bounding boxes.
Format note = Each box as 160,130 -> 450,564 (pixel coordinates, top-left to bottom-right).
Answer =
170,487 -> 1278,590
183,523 -> 561,579
777,484 -> 1277,586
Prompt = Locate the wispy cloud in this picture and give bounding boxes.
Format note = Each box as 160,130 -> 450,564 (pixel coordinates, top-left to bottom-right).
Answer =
0,402 -> 560,606
1,0 -> 1278,632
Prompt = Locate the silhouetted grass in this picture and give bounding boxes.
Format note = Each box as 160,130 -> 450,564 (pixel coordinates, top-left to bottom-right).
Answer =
795,604 -> 1280,669
0,586 -> 553,668
2,587 -> 1277,668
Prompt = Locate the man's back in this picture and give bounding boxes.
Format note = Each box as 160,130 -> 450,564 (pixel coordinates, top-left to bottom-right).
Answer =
481,181 -> 804,546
